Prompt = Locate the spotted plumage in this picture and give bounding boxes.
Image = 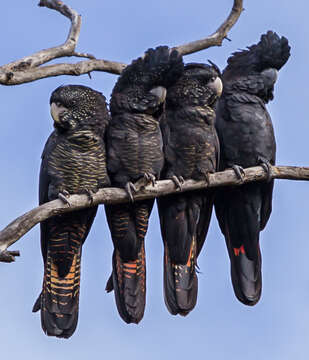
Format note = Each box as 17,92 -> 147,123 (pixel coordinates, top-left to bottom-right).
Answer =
158,63 -> 222,315
105,46 -> 184,324
33,85 -> 110,338
215,31 -> 290,305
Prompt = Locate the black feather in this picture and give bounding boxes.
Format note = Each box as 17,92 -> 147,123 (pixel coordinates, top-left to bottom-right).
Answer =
105,47 -> 184,324
224,31 -> 291,80
34,85 -> 110,338
215,31 -> 290,305
158,62 -> 221,315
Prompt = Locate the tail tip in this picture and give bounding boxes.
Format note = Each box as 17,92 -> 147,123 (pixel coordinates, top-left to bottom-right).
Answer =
105,273 -> 114,293
32,294 -> 41,313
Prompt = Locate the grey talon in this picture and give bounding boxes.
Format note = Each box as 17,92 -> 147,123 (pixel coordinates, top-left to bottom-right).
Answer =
204,172 -> 211,186
257,156 -> 272,182
125,182 -> 137,202
232,165 -> 245,183
62,189 -> 70,197
179,176 -> 185,184
261,163 -> 272,182
171,176 -> 183,191
144,172 -> 156,186
85,189 -> 94,205
58,192 -> 71,207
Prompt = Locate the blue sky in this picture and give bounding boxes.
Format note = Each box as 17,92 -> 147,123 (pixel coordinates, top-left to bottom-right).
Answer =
0,1 -> 308,359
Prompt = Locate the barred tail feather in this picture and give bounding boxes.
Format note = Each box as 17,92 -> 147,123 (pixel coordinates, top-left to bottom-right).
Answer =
106,201 -> 152,324
163,239 -> 198,316
33,249 -> 82,338
111,245 -> 146,324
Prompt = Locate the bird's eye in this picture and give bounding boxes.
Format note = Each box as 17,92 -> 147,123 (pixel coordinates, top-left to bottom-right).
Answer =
210,77 -> 216,82
56,102 -> 62,107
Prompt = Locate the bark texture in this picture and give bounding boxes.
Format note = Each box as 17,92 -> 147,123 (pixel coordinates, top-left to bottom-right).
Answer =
0,165 -> 308,262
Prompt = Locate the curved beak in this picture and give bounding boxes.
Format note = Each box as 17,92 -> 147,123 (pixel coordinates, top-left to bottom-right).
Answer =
150,86 -> 167,105
50,102 -> 67,124
209,77 -> 223,97
261,68 -> 278,86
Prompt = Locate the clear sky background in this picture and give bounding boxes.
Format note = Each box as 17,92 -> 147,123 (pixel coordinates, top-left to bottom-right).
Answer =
0,1 -> 308,359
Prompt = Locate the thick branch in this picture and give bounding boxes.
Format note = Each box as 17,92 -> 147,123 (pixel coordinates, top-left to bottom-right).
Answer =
0,165 -> 308,261
174,0 -> 244,55
0,60 -> 127,85
0,0 -> 243,85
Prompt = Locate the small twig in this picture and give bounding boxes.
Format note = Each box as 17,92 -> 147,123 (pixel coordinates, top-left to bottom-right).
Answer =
0,164 -> 308,261
174,0 -> 244,55
72,52 -> 96,60
0,251 -> 20,263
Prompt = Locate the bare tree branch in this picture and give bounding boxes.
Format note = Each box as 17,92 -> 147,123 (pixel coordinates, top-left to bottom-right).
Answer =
2,0 -> 81,71
0,164 -> 308,262
0,60 -> 127,85
0,0 -> 243,85
174,0 -> 244,55
0,251 -> 20,263
0,0 -> 125,85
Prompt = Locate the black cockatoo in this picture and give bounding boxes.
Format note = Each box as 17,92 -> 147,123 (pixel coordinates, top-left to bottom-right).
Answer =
158,63 -> 222,315
215,31 -> 290,305
105,46 -> 184,324
33,85 -> 110,338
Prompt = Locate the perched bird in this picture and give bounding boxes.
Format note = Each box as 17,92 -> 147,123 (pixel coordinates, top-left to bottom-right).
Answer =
215,31 -> 290,305
157,63 -> 222,316
105,46 -> 184,324
33,85 -> 110,338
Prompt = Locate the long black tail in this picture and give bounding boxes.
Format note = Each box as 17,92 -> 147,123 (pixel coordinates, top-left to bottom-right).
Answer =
215,185 -> 265,306
158,194 -> 205,316
225,231 -> 262,306
163,238 -> 198,316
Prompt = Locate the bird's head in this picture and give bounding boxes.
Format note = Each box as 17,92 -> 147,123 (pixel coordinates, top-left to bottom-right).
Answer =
183,62 -> 223,107
223,31 -> 290,80
50,85 -> 109,133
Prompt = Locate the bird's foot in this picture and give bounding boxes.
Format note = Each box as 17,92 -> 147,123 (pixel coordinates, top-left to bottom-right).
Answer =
58,190 -> 71,207
201,170 -> 211,186
83,188 -> 95,205
171,175 -> 185,191
232,165 -> 245,183
143,172 -> 156,187
125,182 -> 138,202
257,156 -> 272,182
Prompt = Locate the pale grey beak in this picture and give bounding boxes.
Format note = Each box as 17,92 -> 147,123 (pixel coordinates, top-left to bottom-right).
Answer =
150,86 -> 167,104
261,68 -> 278,85
209,77 -> 223,97
50,102 -> 67,124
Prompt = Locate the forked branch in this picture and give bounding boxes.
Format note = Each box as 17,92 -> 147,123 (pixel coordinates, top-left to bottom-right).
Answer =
0,0 -> 126,85
0,0 -> 243,85
0,164 -> 308,263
